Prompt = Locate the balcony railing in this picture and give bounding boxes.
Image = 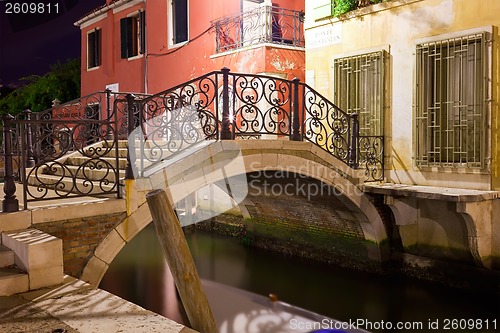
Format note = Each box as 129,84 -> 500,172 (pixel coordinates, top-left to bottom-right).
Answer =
212,5 -> 305,54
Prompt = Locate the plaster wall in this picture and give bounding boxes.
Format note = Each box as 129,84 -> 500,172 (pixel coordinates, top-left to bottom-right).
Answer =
305,0 -> 500,190
79,0 -> 305,96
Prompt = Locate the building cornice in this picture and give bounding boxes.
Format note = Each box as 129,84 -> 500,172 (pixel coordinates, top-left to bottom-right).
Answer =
74,0 -> 145,28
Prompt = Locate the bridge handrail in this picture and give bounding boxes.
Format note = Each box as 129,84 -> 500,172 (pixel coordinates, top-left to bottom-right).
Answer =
125,68 -> 364,178
1,68 -> 384,212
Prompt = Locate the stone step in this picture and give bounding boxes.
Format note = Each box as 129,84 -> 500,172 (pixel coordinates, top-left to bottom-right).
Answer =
103,140 -> 129,148
105,147 -> 128,158
41,163 -> 125,182
66,156 -> 128,169
2,229 -> 63,291
0,266 -> 29,296
26,173 -> 118,195
0,245 -> 15,268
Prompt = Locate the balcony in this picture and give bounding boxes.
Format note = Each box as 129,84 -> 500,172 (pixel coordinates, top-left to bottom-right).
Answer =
212,5 -> 305,54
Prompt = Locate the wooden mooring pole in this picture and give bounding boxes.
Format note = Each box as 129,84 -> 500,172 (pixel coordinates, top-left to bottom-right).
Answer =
146,189 -> 218,333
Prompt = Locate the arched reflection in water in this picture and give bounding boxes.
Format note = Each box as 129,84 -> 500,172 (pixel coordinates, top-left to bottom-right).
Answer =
100,224 -> 499,333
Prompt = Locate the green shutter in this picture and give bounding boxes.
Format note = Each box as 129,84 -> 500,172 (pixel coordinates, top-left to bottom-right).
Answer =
139,11 -> 146,54
95,29 -> 101,66
313,0 -> 333,20
120,17 -> 129,59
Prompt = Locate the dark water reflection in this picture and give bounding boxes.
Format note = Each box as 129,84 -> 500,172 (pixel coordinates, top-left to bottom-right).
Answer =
100,225 -> 499,333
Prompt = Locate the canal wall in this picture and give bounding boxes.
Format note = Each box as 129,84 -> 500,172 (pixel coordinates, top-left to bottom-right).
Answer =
35,211 -> 127,278
188,211 -> 500,292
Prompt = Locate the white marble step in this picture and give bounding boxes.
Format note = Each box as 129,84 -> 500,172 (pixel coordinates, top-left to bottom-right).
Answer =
0,266 -> 29,296
0,245 -> 15,268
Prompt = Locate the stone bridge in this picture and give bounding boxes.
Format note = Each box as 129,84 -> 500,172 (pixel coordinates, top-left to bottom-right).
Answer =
2,138 -> 499,297
0,139 -> 388,289
1,69 -> 498,297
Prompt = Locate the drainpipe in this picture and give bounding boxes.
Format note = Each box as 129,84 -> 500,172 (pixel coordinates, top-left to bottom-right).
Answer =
143,8 -> 148,94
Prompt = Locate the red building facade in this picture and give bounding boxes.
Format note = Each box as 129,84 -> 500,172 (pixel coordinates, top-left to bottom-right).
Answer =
75,0 -> 305,96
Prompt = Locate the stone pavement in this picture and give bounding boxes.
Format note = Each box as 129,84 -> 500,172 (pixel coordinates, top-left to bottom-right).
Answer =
0,275 -> 197,333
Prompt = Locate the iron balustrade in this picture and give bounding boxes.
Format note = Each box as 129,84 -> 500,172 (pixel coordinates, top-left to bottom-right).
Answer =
1,68 -> 384,212
2,91 -> 125,209
125,69 -> 383,180
212,5 -> 304,53
358,135 -> 385,182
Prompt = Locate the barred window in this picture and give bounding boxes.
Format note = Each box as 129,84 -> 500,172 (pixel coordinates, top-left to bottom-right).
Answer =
415,33 -> 489,169
333,51 -> 385,137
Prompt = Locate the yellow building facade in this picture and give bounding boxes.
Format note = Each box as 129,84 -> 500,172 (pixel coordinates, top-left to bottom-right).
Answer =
305,0 -> 500,270
305,0 -> 499,191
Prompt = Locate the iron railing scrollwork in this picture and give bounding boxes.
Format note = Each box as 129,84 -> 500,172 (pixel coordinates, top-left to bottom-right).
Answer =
1,68 -> 384,212
2,91 -> 126,210
213,5 -> 304,53
358,135 -> 384,181
124,69 -> 383,181
125,72 -> 221,178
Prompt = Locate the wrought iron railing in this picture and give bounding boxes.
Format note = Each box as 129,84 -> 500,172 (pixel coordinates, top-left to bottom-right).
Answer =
1,68 -> 384,212
126,69 -> 383,179
2,91 -> 126,210
212,5 -> 304,53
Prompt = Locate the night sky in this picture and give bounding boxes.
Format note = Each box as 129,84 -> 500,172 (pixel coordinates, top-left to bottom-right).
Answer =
0,0 -> 104,86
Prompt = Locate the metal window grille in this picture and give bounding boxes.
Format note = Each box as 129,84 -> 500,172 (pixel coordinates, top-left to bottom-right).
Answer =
333,51 -> 385,137
415,33 -> 488,169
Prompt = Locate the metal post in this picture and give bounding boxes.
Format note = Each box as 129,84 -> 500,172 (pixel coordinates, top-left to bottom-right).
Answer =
22,110 -> 35,168
105,89 -> 114,140
125,94 -> 137,179
291,77 -> 301,141
349,113 -> 359,169
2,114 -> 19,212
106,89 -> 112,120
220,67 -> 232,140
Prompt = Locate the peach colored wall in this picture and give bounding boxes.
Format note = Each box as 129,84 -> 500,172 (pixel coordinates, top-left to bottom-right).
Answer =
81,3 -> 146,96
80,0 -> 304,95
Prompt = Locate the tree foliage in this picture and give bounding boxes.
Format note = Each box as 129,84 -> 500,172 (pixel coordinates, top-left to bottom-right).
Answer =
334,0 -> 358,16
334,0 -> 388,17
0,58 -> 80,116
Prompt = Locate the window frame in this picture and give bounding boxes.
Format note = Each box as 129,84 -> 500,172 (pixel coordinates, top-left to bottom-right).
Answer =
332,48 -> 387,137
413,27 -> 492,171
87,28 -> 101,70
168,0 -> 189,47
120,10 -> 146,59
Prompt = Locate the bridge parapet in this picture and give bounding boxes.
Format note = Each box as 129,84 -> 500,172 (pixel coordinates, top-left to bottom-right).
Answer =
1,68 -> 384,213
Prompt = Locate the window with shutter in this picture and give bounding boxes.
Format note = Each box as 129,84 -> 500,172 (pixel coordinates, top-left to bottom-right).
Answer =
87,28 -> 101,68
120,11 -> 145,59
169,0 -> 188,45
312,0 -> 333,20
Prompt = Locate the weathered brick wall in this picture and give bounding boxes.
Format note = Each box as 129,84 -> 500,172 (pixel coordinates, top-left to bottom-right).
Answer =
195,172 -> 375,266
36,212 -> 127,278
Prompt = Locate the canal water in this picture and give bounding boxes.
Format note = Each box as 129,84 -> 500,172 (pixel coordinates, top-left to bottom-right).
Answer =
100,224 -> 499,333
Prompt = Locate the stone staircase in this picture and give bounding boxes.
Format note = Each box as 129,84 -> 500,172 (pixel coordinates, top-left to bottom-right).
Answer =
26,141 -> 128,195
25,140 -> 186,195
0,244 -> 28,296
0,229 -> 63,296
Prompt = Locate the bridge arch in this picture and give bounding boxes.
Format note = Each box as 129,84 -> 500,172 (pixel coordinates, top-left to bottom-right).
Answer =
81,140 -> 388,286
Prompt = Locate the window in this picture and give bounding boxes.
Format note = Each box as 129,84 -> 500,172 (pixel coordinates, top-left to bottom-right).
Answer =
87,28 -> 101,68
333,51 -> 385,137
169,0 -> 188,45
415,32 -> 489,168
120,11 -> 145,59
312,0 -> 333,20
